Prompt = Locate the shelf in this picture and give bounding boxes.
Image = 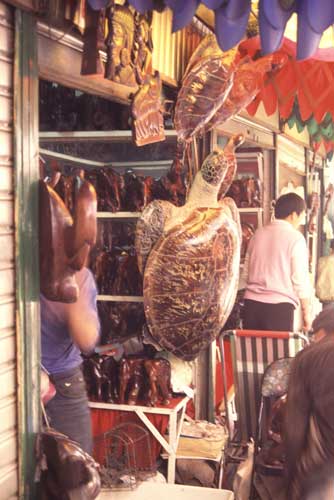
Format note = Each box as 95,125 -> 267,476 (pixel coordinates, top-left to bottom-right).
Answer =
39,129 -> 178,143
40,148 -> 173,171
97,211 -> 141,219
161,451 -> 223,462
97,209 -> 262,218
97,295 -> 144,302
238,208 -> 263,213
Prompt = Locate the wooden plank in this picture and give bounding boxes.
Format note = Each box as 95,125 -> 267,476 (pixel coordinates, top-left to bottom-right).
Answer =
97,295 -> 144,302
37,23 -> 134,105
89,396 -> 189,415
4,1 -> 35,12
135,409 -> 172,454
97,213 -> 141,219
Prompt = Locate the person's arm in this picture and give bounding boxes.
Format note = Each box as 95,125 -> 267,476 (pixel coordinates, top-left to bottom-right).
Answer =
64,270 -> 100,353
241,249 -> 250,286
300,298 -> 311,332
291,237 -> 312,331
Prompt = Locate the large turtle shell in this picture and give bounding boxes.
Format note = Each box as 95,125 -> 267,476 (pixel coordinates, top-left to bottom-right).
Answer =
143,206 -> 240,360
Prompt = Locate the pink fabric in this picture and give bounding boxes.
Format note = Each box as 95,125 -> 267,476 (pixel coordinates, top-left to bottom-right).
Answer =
244,220 -> 310,307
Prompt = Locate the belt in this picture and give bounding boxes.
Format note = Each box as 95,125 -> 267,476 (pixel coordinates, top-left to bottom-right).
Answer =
50,365 -> 83,382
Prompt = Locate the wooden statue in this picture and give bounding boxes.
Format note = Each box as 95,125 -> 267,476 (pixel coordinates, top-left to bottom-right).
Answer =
118,357 -> 172,406
81,3 -> 106,77
131,71 -> 165,146
105,4 -> 137,87
39,177 -> 97,302
83,354 -> 119,403
144,358 -> 172,406
119,357 -> 146,405
133,12 -> 153,83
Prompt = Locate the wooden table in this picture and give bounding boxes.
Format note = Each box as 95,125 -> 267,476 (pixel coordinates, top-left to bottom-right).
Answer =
90,396 -> 190,484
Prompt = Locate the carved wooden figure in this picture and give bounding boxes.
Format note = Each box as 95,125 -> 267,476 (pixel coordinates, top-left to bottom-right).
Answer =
119,358 -> 146,405
131,71 -> 165,146
118,357 -> 172,406
105,4 -> 137,87
144,358 -> 172,406
39,177 -> 97,302
133,12 -> 153,83
83,354 -> 119,403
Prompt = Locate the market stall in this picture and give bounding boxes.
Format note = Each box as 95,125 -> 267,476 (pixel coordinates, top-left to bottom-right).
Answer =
3,1 -> 334,499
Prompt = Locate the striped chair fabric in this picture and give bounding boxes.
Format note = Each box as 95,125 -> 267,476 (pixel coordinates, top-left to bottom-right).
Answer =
218,330 -> 308,442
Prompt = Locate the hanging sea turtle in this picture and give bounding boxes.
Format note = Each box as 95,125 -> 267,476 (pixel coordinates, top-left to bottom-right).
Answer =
135,134 -> 244,360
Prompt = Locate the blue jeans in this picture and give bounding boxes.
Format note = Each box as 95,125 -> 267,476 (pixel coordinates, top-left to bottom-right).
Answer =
46,365 -> 92,454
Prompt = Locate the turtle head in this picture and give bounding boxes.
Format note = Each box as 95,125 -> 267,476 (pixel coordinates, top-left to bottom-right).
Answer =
201,134 -> 244,192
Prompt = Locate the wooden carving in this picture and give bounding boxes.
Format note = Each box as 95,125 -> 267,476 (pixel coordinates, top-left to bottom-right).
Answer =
105,4 -> 137,87
83,354 -> 119,403
144,358 -> 172,406
39,177 -> 97,302
131,71 -> 165,146
81,3 -> 106,77
119,357 -> 146,405
133,12 -> 153,84
119,357 -> 172,406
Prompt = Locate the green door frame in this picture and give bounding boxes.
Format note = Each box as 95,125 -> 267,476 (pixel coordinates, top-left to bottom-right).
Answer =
14,9 -> 40,499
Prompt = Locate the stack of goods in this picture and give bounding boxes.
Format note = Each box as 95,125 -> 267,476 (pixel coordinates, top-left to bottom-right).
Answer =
83,354 -> 172,407
90,221 -> 142,296
173,420 -> 228,459
222,177 -> 262,208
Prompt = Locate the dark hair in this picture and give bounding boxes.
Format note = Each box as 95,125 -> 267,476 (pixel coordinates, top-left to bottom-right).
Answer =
331,239 -> 334,251
274,193 -> 306,219
312,307 -> 334,335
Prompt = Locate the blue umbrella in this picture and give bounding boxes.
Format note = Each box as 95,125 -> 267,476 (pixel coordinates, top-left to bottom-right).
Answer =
87,0 -> 109,9
297,0 -> 334,60
215,0 -> 251,51
202,0 -> 224,8
165,0 -> 201,32
259,0 -> 296,54
128,0 -> 155,14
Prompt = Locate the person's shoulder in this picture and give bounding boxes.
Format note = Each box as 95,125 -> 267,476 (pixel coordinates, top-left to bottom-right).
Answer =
76,267 -> 96,288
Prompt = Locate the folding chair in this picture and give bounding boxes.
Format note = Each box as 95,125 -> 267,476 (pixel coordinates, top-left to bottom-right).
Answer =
218,330 -> 308,479
249,357 -> 293,500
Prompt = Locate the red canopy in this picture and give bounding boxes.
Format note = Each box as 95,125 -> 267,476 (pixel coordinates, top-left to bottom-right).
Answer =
242,37 -> 334,124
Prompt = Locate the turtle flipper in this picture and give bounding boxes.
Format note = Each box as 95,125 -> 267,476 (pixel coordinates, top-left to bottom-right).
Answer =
219,197 -> 241,240
135,199 -> 174,275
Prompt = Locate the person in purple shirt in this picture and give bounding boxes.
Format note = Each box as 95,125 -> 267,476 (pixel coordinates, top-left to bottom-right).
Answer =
41,266 -> 100,454
242,193 -> 311,332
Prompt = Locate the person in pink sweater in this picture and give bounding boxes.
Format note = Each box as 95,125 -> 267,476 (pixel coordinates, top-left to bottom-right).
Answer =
242,192 -> 311,332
